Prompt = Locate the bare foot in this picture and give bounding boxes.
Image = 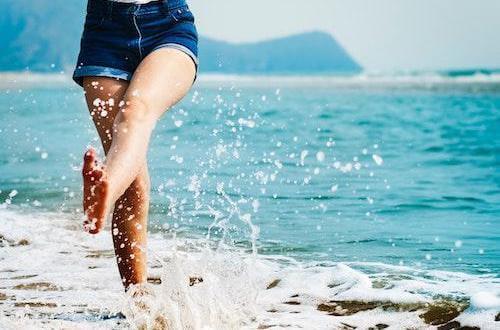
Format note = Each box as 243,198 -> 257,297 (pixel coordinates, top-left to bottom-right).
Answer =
82,148 -> 110,234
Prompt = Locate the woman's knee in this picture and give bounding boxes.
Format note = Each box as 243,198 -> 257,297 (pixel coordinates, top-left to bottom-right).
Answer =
114,97 -> 154,128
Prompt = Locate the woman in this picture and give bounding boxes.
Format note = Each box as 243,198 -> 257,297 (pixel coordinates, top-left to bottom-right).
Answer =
73,0 -> 198,290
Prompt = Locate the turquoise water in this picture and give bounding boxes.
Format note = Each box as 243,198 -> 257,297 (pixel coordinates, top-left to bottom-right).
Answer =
1,76 -> 499,277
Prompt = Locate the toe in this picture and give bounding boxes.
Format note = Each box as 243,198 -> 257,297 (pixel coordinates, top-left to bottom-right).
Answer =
83,148 -> 96,175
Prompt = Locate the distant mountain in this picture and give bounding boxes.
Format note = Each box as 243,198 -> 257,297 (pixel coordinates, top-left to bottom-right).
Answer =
0,0 -> 361,74
199,32 -> 361,74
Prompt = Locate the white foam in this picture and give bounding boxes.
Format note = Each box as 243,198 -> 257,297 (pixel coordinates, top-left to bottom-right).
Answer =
0,208 -> 498,329
470,291 -> 500,309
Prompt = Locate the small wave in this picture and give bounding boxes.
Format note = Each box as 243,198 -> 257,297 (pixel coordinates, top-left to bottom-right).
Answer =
2,70 -> 500,91
198,71 -> 500,87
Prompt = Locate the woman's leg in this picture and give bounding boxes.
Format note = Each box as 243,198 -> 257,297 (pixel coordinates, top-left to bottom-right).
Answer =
82,48 -> 196,275
82,77 -> 151,288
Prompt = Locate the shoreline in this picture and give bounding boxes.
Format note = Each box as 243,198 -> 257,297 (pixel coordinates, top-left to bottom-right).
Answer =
1,71 -> 500,90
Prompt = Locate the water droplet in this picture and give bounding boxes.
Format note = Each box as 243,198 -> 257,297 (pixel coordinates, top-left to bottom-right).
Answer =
372,154 -> 383,166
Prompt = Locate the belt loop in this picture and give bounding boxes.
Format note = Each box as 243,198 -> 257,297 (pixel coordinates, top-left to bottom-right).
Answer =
107,1 -> 113,19
162,0 -> 170,13
109,1 -> 115,18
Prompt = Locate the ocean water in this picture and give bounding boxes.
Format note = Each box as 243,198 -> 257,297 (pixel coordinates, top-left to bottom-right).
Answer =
0,74 -> 499,329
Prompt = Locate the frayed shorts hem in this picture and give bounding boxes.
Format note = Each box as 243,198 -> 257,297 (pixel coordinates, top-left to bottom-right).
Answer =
72,44 -> 198,87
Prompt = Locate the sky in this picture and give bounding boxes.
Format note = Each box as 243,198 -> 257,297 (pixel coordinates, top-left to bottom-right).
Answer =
189,0 -> 500,71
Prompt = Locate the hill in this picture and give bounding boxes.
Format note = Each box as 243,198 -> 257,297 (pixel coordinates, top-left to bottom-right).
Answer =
199,32 -> 361,74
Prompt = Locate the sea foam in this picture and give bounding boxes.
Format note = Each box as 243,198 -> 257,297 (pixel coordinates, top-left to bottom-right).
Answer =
0,208 -> 498,329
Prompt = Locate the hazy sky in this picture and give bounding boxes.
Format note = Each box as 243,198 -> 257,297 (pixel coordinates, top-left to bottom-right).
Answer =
189,0 -> 500,71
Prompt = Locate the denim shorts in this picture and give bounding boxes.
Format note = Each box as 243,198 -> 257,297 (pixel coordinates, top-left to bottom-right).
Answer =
73,0 -> 198,87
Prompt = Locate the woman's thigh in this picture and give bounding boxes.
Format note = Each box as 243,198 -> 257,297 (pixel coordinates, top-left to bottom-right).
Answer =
123,47 -> 196,119
83,77 -> 129,152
